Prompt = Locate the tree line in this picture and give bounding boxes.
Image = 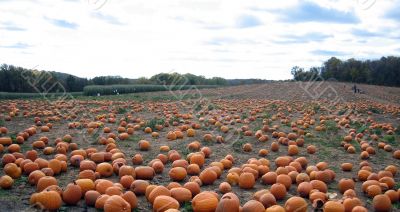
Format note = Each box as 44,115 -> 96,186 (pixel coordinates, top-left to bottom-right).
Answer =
0,63 -> 270,93
291,56 -> 400,87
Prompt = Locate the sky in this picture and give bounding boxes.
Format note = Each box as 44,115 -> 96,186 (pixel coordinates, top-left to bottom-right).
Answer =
0,0 -> 399,80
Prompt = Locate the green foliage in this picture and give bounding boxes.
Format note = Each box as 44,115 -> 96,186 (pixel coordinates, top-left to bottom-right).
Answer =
313,104 -> 321,112
181,202 -> 193,212
232,139 -> 247,152
395,127 -> 400,135
145,118 -> 165,130
338,109 -> 347,115
383,135 -> 396,145
194,103 -> 202,111
368,107 -> 382,114
117,107 -> 128,114
371,128 -> 383,135
263,112 -> 271,119
83,84 -> 218,96
324,120 -> 338,133
0,64 -> 89,93
356,124 -> 370,133
292,56 -> 400,87
0,92 -> 82,99
169,116 -> 180,125
125,135 -> 141,142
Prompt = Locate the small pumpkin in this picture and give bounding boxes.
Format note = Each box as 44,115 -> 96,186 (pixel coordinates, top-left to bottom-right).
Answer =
31,190 -> 62,210
199,168 -> 217,185
37,176 -> 57,192
192,191 -> 219,212
170,187 -> 192,204
85,190 -> 101,206
130,180 -> 150,195
284,196 -> 307,212
122,191 -> 138,209
75,179 -> 95,195
338,178 -> 355,194
169,167 -> 187,181
96,162 -> 113,177
0,175 -> 13,189
270,183 -> 287,200
104,195 -> 131,212
216,192 -> 240,212
153,195 -> 180,212
242,200 -> 265,212
62,182 -> 82,205
135,166 -> 155,180
148,186 -> 171,204
239,172 -> 255,189
323,201 -> 345,212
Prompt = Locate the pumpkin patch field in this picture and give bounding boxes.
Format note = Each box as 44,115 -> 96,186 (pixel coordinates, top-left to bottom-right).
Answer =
0,82 -> 399,212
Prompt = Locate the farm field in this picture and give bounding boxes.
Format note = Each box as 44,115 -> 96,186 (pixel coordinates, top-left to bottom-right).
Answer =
0,82 -> 399,212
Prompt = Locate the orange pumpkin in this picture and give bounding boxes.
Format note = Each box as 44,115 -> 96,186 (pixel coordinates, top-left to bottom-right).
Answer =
169,167 -> 187,181
104,195 -> 131,212
63,182 -> 82,205
192,191 -> 219,212
239,172 -> 255,189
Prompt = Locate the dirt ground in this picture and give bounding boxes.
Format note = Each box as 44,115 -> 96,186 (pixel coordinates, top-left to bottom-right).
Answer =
0,82 -> 399,211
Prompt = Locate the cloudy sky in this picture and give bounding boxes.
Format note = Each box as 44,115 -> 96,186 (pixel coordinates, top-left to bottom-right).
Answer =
0,0 -> 399,80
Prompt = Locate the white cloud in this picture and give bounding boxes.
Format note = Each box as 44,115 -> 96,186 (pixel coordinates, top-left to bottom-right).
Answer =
0,0 -> 399,80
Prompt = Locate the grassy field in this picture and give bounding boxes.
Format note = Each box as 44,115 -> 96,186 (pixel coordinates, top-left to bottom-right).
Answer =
83,84 -> 219,96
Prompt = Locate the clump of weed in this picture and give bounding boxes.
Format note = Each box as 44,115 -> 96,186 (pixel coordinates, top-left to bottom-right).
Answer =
145,117 -> 165,130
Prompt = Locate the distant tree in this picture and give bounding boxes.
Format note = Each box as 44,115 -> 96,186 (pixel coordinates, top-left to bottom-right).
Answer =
292,56 -> 400,87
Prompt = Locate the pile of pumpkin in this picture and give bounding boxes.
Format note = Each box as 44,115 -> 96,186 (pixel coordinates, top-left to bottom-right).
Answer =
0,99 -> 399,212
1,136 -> 399,211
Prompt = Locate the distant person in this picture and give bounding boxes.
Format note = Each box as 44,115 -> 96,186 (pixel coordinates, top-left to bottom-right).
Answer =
353,84 -> 357,93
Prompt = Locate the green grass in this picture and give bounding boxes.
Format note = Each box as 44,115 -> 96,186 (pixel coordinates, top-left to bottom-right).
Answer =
181,202 -> 193,212
83,84 -> 218,96
338,109 -> 347,115
117,107 -> 128,114
368,106 -> 383,114
169,116 -> 180,125
90,126 -> 104,144
0,92 -> 82,99
231,139 -> 247,152
145,118 -> 165,130
0,189 -> 19,201
356,124 -> 370,134
125,135 -> 141,142
324,120 -> 338,133
14,176 -> 27,186
383,135 -> 397,147
395,126 -> 400,135
394,182 -> 400,190
194,103 -> 202,111
207,104 -> 216,111
263,112 -> 271,119
313,104 -> 321,112
371,128 -> 383,135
